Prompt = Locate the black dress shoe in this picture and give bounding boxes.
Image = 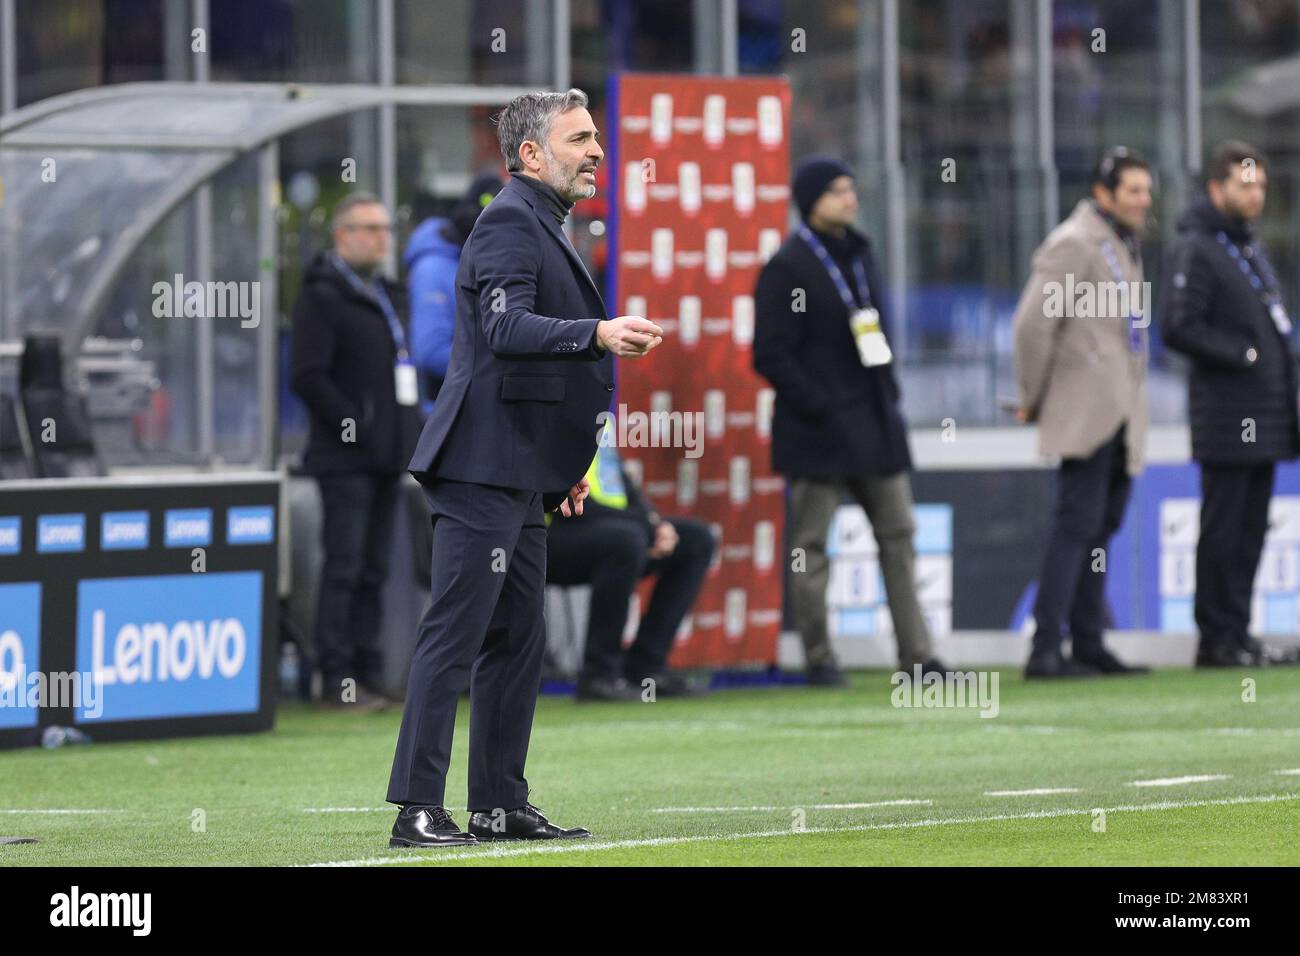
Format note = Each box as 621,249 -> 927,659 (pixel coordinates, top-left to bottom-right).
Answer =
1073,648 -> 1150,675
1024,648 -> 1099,679
468,803 -> 592,841
1237,636 -> 1300,666
1196,642 -> 1255,668
1198,640 -> 1296,668
575,676 -> 643,701
806,664 -> 849,687
389,805 -> 478,848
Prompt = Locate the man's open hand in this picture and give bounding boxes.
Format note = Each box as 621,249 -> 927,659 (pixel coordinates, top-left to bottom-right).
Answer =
597,316 -> 664,358
557,477 -> 590,517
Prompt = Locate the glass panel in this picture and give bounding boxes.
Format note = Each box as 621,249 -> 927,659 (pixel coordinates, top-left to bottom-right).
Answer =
0,146 -> 221,338
1052,0 -> 1188,425
1201,0 -> 1300,332
15,0 -> 166,107
209,0 -> 375,83
895,0 -> 1042,426
395,0 -> 553,85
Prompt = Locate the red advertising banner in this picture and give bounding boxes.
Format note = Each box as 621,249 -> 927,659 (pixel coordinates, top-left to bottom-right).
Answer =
606,73 -> 792,669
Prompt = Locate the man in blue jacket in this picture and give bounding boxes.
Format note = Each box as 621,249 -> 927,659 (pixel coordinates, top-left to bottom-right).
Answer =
404,172 -> 504,409
386,89 -> 664,848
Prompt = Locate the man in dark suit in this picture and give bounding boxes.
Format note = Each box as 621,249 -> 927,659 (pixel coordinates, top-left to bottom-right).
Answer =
386,89 -> 664,847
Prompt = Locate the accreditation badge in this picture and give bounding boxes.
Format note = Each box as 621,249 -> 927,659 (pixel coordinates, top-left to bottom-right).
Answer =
394,360 -> 419,406
1270,301 -> 1292,336
850,307 -> 893,367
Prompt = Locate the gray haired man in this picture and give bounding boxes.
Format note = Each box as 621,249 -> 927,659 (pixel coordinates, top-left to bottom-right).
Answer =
385,89 -> 662,848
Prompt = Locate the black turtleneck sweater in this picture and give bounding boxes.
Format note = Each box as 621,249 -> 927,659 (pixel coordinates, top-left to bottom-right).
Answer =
511,171 -> 573,225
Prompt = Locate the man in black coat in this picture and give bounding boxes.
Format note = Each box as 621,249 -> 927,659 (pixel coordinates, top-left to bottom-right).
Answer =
753,155 -> 945,686
385,89 -> 664,847
289,192 -> 424,711
1161,140 -> 1300,668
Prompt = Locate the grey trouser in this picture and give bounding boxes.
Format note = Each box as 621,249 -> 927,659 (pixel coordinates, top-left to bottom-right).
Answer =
788,472 -> 933,669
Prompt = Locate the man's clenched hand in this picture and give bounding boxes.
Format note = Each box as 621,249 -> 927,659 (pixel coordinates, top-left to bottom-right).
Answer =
596,316 -> 664,358
557,477 -> 590,517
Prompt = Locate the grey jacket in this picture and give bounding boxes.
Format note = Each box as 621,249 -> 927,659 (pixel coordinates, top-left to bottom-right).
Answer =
1013,199 -> 1149,475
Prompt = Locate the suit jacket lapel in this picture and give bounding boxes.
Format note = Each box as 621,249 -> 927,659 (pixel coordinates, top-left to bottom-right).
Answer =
508,177 -> 606,310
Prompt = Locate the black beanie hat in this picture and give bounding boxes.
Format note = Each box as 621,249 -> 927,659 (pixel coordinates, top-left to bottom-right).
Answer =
792,155 -> 854,221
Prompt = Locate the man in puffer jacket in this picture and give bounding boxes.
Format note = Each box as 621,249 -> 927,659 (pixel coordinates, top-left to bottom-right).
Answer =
1160,140 -> 1300,668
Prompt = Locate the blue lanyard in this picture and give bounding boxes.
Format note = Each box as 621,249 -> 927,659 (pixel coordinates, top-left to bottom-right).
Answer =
1100,238 -> 1146,355
797,225 -> 873,312
331,252 -> 409,360
1214,231 -> 1282,309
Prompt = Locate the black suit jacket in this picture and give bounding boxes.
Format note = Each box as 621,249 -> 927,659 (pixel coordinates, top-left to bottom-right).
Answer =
407,175 -> 615,509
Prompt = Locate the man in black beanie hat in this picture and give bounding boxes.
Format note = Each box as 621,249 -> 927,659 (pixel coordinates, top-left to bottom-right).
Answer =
753,155 -> 947,686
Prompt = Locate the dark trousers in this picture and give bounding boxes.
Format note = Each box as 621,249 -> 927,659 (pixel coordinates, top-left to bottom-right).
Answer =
387,479 -> 547,812
1031,426 -> 1132,656
546,516 -> 714,683
314,471 -> 400,689
1196,462 -> 1275,650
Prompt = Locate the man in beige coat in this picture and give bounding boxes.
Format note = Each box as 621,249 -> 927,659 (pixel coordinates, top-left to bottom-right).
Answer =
1013,147 -> 1152,678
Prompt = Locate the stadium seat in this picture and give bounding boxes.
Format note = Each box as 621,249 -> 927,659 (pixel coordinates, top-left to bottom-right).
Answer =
18,333 -> 106,479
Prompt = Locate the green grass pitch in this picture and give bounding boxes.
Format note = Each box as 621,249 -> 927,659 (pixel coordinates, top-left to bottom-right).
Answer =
3,666 -> 1298,866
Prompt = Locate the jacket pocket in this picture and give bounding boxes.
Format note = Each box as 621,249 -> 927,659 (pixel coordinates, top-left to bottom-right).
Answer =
501,374 -> 566,403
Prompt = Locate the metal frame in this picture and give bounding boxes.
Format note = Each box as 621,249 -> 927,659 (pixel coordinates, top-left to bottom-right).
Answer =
553,0 -> 571,90
880,0 -> 906,355
1,81 -> 540,145
257,142 -> 278,470
0,0 -> 14,115
1184,0 -> 1202,174
0,80 -> 535,471
2,83 -> 537,348
5,0 -> 1209,469
1033,0 -> 1057,236
376,0 -> 397,275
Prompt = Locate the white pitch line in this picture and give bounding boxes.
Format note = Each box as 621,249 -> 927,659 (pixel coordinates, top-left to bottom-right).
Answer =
303,807 -> 390,813
303,792 -> 1298,867
651,799 -> 931,813
1275,769 -> 1300,776
1128,774 -> 1231,787
0,809 -> 116,815
984,788 -> 1080,797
